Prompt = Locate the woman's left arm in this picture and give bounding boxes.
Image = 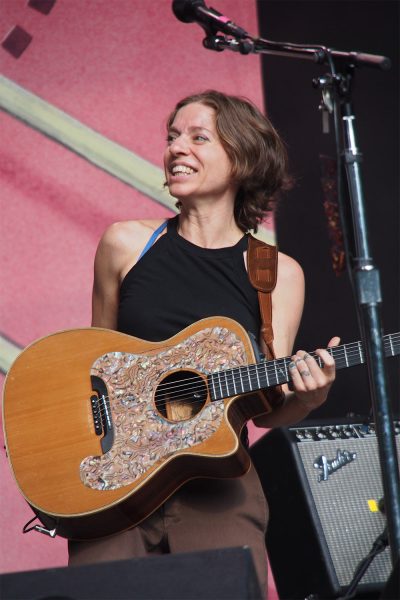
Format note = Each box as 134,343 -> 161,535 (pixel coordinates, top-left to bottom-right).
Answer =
254,252 -> 339,428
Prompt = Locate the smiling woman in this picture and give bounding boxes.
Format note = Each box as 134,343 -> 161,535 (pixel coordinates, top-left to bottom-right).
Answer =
165,90 -> 291,233
68,89 -> 340,596
164,102 -> 236,213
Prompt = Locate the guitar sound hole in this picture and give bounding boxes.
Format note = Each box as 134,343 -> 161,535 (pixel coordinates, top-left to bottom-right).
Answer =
155,370 -> 208,422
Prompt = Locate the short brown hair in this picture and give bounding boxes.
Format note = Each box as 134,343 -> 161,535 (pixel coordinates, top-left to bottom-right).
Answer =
166,90 -> 291,232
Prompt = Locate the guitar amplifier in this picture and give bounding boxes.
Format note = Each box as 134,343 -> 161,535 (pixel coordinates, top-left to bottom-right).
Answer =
250,420 -> 400,599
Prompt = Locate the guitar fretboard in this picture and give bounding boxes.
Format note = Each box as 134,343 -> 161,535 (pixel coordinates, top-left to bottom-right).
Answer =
208,333 -> 400,401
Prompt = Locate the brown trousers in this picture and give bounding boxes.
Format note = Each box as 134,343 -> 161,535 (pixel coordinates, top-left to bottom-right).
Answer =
68,464 -> 269,594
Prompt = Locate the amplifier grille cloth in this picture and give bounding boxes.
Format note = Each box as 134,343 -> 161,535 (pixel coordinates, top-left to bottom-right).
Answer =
298,436 -> 400,586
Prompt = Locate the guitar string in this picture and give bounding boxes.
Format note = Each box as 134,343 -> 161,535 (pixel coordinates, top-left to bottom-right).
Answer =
149,342 -> 394,406
93,337 -> 399,411
121,336 -> 399,398
145,335 -> 400,397
94,340 -> 399,416
125,336 -> 398,397
91,336 -> 399,417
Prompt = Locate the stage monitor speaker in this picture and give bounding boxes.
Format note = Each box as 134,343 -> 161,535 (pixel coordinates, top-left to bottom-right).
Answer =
0,546 -> 262,600
251,420 -> 400,599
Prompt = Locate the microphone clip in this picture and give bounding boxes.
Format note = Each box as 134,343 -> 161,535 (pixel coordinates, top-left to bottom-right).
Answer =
203,35 -> 254,55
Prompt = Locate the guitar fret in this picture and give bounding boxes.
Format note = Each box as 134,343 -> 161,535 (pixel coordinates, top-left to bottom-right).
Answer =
247,366 -> 253,391
255,364 -> 261,389
219,372 -> 224,398
273,361 -> 278,386
220,372 -> 225,398
232,369 -> 237,395
358,341 -> 364,364
277,359 -> 287,385
343,344 -> 349,367
242,367 -> 248,392
224,371 -> 230,397
264,362 -> 270,387
389,335 -> 394,357
239,367 -> 244,393
284,359 -> 289,382
218,371 -> 224,398
211,375 -> 217,400
352,344 -> 360,367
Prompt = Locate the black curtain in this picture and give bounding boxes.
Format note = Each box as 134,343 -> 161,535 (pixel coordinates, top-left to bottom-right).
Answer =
257,0 -> 399,419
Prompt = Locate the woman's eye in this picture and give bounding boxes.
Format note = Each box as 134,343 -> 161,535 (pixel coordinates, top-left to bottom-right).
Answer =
166,134 -> 177,144
166,133 -> 208,144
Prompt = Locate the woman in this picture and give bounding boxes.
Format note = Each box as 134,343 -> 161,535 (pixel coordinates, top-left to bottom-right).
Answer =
69,90 -> 339,594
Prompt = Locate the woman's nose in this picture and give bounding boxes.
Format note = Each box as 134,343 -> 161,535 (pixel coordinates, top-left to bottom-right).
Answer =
169,135 -> 189,155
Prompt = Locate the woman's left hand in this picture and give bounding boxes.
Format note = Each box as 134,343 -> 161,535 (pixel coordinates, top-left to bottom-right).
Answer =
289,336 -> 340,412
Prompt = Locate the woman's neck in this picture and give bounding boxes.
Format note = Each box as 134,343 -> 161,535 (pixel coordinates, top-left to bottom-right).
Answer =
177,207 -> 244,249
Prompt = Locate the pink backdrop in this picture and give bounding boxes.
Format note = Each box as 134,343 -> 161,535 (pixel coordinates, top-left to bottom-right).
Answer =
0,0 -> 276,596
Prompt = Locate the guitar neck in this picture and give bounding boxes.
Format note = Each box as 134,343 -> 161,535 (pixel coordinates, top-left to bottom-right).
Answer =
208,332 -> 400,401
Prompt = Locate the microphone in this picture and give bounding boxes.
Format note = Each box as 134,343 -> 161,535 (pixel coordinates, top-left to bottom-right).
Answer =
172,0 -> 249,39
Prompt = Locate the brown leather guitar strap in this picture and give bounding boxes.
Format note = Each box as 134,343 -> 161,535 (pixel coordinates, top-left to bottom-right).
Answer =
247,234 -> 285,409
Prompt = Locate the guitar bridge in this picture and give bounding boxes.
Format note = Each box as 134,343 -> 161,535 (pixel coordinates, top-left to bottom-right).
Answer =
90,375 -> 114,453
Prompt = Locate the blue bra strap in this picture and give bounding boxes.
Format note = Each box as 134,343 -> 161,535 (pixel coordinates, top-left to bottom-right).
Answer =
138,220 -> 168,260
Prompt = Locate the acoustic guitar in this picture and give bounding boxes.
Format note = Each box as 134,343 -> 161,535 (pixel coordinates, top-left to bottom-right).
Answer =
3,316 -> 399,540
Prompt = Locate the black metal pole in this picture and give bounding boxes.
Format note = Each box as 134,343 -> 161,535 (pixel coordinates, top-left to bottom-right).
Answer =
339,99 -> 400,564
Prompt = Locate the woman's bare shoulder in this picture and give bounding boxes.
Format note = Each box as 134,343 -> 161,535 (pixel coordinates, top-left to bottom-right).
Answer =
277,251 -> 304,286
93,218 -> 169,284
99,218 -> 167,255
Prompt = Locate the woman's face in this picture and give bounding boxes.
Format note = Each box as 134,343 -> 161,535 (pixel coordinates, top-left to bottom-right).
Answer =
164,102 -> 237,205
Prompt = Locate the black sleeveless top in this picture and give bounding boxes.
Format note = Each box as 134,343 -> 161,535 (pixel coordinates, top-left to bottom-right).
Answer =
117,216 -> 261,341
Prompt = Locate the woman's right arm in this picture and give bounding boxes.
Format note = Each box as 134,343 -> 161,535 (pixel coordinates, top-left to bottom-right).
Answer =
92,223 -> 129,329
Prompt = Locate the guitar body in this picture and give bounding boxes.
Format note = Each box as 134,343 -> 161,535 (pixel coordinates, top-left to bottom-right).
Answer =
3,317 -> 270,540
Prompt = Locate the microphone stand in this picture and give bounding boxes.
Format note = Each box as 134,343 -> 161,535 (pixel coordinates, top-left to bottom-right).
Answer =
203,32 -> 400,566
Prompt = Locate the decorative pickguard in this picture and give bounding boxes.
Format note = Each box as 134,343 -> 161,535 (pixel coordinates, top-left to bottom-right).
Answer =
80,326 -> 248,491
